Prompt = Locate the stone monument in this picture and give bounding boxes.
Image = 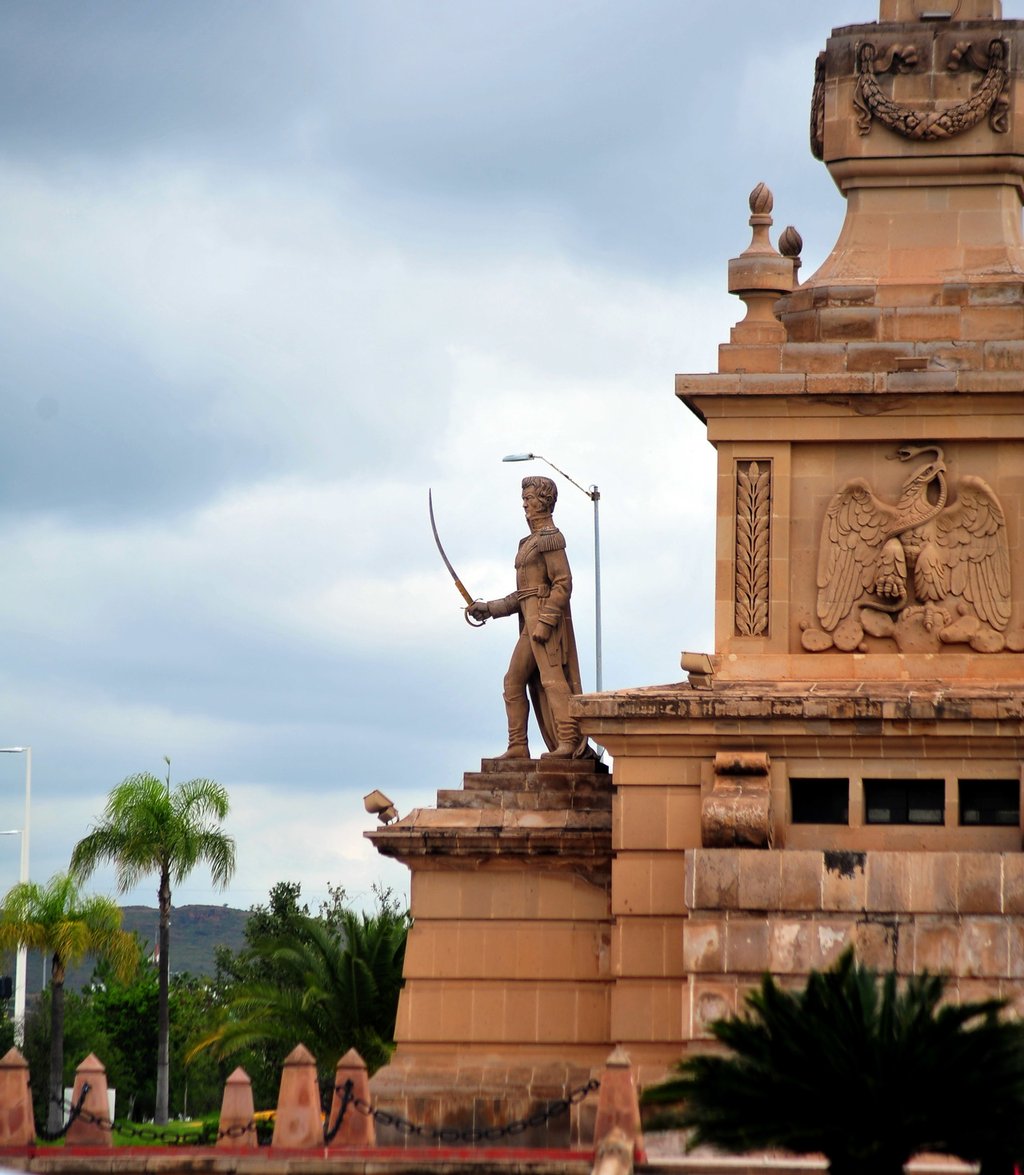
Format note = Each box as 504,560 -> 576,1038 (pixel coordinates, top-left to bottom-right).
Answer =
369,0 -> 1024,1145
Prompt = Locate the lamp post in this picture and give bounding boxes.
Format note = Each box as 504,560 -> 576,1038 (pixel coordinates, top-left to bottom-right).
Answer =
502,454 -> 602,692
0,828 -> 20,1028
0,747 -> 30,1045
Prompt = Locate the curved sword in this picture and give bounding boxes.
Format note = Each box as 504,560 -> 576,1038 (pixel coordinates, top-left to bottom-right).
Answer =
428,489 -> 485,627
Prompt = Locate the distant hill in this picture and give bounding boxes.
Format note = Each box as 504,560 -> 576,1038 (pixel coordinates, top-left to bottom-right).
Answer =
4,905 -> 251,997
120,905 -> 250,977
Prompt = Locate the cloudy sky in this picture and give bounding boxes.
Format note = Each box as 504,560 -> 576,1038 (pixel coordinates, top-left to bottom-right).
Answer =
0,0 -> 916,919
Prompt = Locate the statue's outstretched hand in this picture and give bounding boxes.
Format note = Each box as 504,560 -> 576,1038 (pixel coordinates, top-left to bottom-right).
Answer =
468,601 -> 491,622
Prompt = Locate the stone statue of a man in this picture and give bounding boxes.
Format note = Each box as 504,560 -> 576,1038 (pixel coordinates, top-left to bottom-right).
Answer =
469,475 -> 587,759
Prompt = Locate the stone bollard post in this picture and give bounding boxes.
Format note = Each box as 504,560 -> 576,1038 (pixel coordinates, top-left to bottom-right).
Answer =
65,1053 -> 113,1147
591,1126 -> 633,1175
217,1066 -> 258,1150
326,1048 -> 375,1149
591,1046 -> 644,1161
0,1047 -> 35,1147
271,1043 -> 322,1149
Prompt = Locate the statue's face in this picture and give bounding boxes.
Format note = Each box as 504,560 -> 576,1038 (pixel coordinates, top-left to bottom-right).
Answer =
522,487 -> 548,522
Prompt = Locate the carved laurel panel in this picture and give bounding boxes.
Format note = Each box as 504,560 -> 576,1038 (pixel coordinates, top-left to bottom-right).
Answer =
735,460 -> 771,637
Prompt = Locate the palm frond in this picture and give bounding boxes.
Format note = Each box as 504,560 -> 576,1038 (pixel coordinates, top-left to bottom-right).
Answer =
642,948 -> 1024,1170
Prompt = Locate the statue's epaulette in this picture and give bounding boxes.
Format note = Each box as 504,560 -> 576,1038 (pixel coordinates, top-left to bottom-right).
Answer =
535,527 -> 566,553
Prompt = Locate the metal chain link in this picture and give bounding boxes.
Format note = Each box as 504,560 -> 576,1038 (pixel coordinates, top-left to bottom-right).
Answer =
322,1079 -> 353,1144
35,1084 -> 90,1142
345,1076 -> 600,1144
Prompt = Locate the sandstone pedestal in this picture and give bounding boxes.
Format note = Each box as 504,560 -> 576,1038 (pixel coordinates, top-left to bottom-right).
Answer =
368,755 -> 612,1146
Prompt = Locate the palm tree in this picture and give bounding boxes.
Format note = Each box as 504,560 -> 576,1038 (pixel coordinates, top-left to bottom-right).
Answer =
192,899 -> 408,1076
70,769 -> 235,1125
0,872 -> 137,1132
642,949 -> 1024,1173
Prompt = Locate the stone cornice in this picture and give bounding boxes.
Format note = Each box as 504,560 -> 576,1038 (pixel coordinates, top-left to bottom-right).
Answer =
367,808 -> 611,866
574,681 -> 1024,725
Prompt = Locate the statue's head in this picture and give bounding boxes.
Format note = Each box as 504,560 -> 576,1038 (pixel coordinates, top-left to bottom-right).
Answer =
522,475 -> 557,515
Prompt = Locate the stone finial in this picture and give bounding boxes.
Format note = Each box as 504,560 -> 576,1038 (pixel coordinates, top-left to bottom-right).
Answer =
65,1053 -> 113,1147
217,1066 -> 258,1150
727,183 -> 793,343
327,1048 -> 376,1148
778,225 -> 802,257
740,182 -> 777,257
749,181 -> 773,217
779,225 -> 803,280
0,1047 -> 35,1147
591,1047 -> 644,1161
271,1043 -> 323,1149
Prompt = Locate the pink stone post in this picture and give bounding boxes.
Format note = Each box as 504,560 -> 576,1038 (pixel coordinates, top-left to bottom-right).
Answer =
326,1048 -> 376,1149
271,1043 -> 323,1149
217,1065 -> 258,1150
64,1053 -> 113,1147
591,1046 -> 644,1161
0,1047 -> 35,1147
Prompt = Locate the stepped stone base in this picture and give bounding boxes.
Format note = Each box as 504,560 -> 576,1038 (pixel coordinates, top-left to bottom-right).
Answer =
366,756 -> 613,1149
370,754 -> 611,870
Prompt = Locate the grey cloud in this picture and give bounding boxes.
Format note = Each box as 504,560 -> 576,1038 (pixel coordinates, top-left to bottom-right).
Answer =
1,1 -> 874,276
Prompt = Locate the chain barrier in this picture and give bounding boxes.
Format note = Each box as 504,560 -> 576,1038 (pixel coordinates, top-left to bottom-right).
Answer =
32,1074 -> 599,1149
344,1076 -> 600,1145
322,1079 -> 354,1144
35,1083 -> 90,1142
45,1085 -> 258,1147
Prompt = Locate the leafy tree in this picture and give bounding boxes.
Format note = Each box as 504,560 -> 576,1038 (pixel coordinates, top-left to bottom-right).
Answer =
70,766 -> 235,1124
642,949 -> 1024,1174
195,886 -> 408,1080
0,873 -> 136,1131
208,880 -> 334,1104
169,974 -> 231,1118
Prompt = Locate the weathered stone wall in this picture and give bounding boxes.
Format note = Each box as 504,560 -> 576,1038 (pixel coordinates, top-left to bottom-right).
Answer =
683,847 -> 1024,1040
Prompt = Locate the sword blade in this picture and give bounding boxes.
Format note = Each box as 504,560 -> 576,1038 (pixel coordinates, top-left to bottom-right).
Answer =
428,489 -> 476,609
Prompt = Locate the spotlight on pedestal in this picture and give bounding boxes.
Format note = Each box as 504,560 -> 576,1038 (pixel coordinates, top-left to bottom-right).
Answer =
364,790 -> 399,825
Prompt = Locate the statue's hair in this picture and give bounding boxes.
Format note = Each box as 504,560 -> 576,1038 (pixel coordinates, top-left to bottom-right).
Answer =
522,475 -> 557,513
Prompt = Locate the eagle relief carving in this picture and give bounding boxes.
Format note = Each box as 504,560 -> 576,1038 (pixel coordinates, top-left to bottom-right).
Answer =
801,445 -> 1020,655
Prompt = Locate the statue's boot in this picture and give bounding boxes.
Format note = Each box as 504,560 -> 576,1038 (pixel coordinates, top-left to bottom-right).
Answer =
495,742 -> 531,760
540,740 -> 577,759
496,692 -> 531,761
540,703 -> 581,759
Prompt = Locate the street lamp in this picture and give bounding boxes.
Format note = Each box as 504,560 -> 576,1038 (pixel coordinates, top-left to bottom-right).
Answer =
0,829 -> 21,1027
502,454 -> 603,692
0,747 -> 30,1045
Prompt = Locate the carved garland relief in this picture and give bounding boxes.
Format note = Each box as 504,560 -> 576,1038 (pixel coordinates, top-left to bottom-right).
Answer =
854,38 -> 1009,141
810,52 -> 826,161
735,460 -> 771,637
801,445 -> 1022,655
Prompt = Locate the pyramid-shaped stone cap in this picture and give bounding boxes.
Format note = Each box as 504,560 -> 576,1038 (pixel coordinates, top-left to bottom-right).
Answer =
282,1042 -> 316,1066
